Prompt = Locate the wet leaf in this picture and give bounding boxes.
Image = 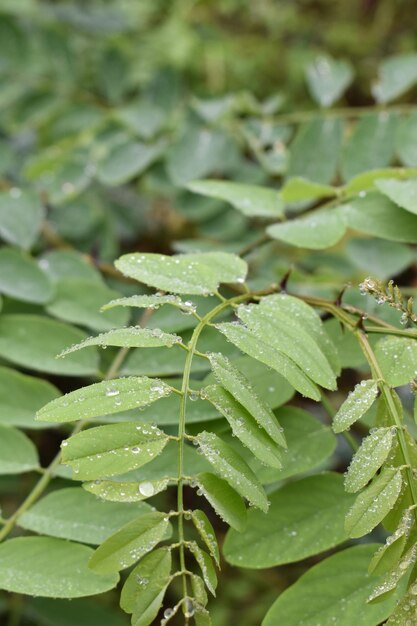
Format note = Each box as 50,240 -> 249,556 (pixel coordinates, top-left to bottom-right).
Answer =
345,468 -> 403,538
262,544 -> 401,626
195,472 -> 247,532
191,509 -> 220,566
37,377 -> 172,423
224,473 -> 354,568
89,512 -> 170,574
196,431 -> 268,512
187,179 -> 284,217
207,352 -> 286,446
0,537 -> 119,597
201,384 -> 282,468
0,424 -> 39,474
59,327 -> 182,355
115,252 -> 247,295
19,487 -> 151,544
61,422 -> 169,480
267,209 -> 346,249
84,478 -> 169,502
332,380 -> 378,433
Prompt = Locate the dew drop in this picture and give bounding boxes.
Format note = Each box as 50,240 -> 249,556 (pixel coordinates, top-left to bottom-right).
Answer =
105,388 -> 120,397
138,481 -> 155,497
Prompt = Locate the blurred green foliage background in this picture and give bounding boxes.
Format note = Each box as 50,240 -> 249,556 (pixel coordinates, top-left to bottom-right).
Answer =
1,2 -> 417,625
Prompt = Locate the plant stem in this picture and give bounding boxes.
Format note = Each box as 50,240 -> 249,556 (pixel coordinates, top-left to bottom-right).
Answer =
303,292 -> 417,513
355,331 -> 417,512
176,291 -> 253,604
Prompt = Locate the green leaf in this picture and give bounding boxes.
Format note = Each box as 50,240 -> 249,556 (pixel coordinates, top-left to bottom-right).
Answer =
0,247 -> 53,303
236,299 -> 337,390
186,179 -> 284,218
89,511 -> 170,574
0,537 -> 119,597
196,431 -> 268,512
343,167 -> 417,194
305,55 -> 353,107
115,252 -> 248,295
45,278 -> 130,331
346,238 -> 414,280
18,487 -> 151,544
251,406 -> 336,484
224,473 -> 354,568
39,250 -> 104,283
166,125 -> 238,186
0,424 -> 38,474
0,190 -> 44,249
216,322 -> 321,400
59,327 -> 182,356
116,100 -> 166,140
345,468 -> 403,538
343,191 -> 417,242
61,422 -> 169,480
287,118 -> 342,183
280,177 -> 337,203
96,139 -> 167,186
262,544 -> 401,626
188,541 -> 217,596
385,587 -> 417,624
102,294 -> 196,314
375,336 -> 417,386
369,507 -> 414,576
368,543 -> 417,603
264,294 -> 340,375
0,315 -> 99,376
341,113 -> 397,180
267,209 -> 346,249
191,509 -> 220,566
397,112 -> 417,166
190,574 -> 208,608
345,427 -> 395,493
132,590 -> 166,626
194,608 -> 212,626
201,384 -> 282,468
0,366 -> 60,429
375,178 -> 417,215
84,478 -> 169,502
195,472 -> 247,532
206,352 -> 286,446
37,377 -> 172,423
372,54 -> 417,103
120,548 -> 171,614
332,380 -> 379,433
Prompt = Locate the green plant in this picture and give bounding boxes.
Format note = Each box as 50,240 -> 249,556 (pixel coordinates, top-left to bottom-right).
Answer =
2,3 -> 417,625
